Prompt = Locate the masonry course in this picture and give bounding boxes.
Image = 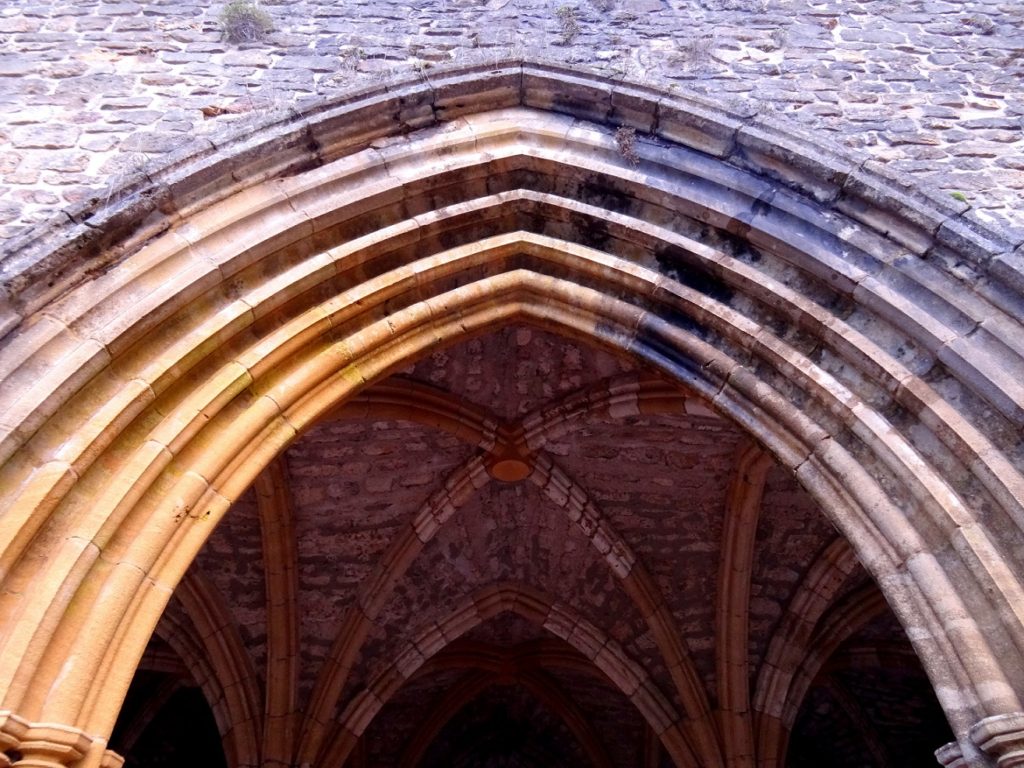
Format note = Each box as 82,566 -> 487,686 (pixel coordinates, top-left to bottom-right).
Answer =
0,0 -> 1022,243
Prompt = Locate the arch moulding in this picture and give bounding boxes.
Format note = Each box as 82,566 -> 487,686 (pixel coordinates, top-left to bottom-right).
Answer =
0,60 -> 1023,768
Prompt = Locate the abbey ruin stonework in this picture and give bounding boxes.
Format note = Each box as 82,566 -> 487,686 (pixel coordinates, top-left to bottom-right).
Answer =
0,2 -> 1023,768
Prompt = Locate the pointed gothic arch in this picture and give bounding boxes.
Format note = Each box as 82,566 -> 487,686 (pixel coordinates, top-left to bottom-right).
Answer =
0,61 -> 1022,768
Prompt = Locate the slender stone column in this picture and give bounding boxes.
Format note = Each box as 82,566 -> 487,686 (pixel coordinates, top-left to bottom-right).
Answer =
972,713 -> 1024,768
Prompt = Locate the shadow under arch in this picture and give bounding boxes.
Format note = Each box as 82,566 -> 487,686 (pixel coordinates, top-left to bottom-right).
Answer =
320,582 -> 691,767
152,571 -> 262,768
297,374 -> 723,767
395,667 -> 613,768
0,60 -> 1021,768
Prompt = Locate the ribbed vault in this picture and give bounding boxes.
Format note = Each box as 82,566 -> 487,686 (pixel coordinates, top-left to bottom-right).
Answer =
0,61 -> 1022,768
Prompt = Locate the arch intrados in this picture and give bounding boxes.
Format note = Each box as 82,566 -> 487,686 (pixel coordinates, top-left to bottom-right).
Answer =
1,62 -> 1022,762
4,211 -> 1019,716
3,176 -> 1017,567
3,71 -> 1017,529
6,252 -> 1015,745
61,280 -> 662,736
394,667 -> 617,768
7,102 -> 1014,378
152,579 -> 262,768
0,167 -> 966,434
770,584 -> 892,767
0,234 -> 717,572
1,238 -> 642,582
3,223 -> 992,550
0,257 -> 1011,765
4,175 -> 1017,575
100,189 -> 1024,565
326,584 -> 688,767
0,128 -> 1003,474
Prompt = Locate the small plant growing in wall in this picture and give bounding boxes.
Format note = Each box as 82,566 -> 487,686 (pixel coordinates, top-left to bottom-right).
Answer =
673,35 -> 715,73
615,126 -> 640,167
961,14 -> 996,35
556,5 -> 580,45
220,0 -> 274,44
340,45 -> 365,70
765,27 -> 787,51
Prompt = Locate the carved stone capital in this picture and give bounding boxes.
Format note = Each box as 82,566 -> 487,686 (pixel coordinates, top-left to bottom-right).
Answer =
0,712 -> 30,746
971,713 -> 1024,768
11,723 -> 92,768
936,741 -> 969,768
0,712 -> 30,767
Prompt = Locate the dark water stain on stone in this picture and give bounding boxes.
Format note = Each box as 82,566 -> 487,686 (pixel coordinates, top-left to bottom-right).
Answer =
654,243 -> 734,305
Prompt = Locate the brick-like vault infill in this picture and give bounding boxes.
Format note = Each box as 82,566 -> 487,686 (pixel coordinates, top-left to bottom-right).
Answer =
0,62 -> 1022,768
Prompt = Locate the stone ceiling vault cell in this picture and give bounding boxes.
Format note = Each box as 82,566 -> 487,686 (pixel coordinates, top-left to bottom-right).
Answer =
0,61 -> 1022,768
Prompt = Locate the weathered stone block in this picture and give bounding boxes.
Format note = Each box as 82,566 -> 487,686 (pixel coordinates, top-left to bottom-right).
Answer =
10,124 -> 80,149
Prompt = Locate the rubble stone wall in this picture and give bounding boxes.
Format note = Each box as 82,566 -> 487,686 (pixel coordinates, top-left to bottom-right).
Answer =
0,0 -> 1022,242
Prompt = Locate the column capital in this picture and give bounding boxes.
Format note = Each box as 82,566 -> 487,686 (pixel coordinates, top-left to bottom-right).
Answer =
0,712 -> 30,767
936,741 -> 968,768
0,713 -> 119,768
11,723 -> 92,768
971,713 -> 1024,768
